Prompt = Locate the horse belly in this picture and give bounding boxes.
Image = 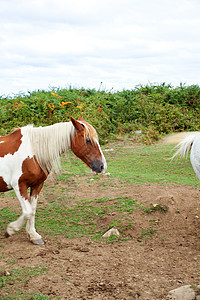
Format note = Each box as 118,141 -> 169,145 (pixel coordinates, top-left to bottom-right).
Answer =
0,151 -> 28,191
0,155 -> 16,191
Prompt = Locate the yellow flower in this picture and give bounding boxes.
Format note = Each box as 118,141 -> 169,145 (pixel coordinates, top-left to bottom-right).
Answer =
76,103 -> 84,109
13,101 -> 26,109
51,92 -> 58,97
48,103 -> 56,110
13,102 -> 20,109
60,101 -> 71,107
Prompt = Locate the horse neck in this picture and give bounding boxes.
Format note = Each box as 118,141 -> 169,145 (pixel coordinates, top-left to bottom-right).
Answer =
27,122 -> 74,174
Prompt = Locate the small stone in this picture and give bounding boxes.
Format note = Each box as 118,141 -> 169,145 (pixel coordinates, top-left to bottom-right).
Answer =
79,248 -> 89,252
177,280 -> 183,284
104,172 -> 110,176
102,228 -> 120,238
4,270 -> 11,276
167,285 -> 196,300
134,292 -> 141,299
104,149 -> 114,152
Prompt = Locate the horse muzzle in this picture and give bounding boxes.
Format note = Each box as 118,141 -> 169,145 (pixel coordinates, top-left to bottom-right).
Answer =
91,159 -> 106,174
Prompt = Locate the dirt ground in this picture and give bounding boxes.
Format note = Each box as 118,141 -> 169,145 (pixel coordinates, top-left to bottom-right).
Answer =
1,176 -> 200,300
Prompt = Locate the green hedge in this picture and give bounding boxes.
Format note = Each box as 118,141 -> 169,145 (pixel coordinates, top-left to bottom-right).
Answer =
1,83 -> 200,143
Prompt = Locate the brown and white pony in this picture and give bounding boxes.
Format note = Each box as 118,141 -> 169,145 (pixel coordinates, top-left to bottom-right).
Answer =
0,117 -> 107,245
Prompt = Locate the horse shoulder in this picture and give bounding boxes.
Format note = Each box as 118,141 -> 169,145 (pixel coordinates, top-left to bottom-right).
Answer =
19,156 -> 47,186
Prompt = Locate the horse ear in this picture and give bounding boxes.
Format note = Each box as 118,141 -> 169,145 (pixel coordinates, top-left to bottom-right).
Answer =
71,117 -> 84,132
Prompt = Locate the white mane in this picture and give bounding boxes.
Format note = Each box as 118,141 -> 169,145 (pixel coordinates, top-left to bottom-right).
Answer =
24,122 -> 75,174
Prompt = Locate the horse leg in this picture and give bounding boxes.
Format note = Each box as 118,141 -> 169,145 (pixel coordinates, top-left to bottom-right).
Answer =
26,183 -> 44,245
5,184 -> 32,238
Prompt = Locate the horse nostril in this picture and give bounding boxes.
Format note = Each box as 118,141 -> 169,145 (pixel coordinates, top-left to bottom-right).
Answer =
91,160 -> 104,174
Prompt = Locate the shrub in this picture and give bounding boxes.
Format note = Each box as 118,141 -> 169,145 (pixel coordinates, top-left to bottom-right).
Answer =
1,83 -> 200,143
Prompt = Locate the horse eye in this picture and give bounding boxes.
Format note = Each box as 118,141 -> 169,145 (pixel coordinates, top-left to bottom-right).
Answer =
86,138 -> 92,144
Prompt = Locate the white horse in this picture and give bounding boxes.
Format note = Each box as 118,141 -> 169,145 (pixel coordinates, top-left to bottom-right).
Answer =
165,132 -> 200,181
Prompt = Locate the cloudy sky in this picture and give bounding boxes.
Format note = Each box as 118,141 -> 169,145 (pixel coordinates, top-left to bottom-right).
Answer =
1,0 -> 200,96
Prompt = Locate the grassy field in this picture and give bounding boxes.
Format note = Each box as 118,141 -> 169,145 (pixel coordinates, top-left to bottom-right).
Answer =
0,140 -> 198,238
0,139 -> 199,299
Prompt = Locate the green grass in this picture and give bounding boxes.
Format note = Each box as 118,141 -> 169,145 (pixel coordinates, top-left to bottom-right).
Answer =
35,196 -> 139,238
60,152 -> 91,175
0,265 -> 49,299
56,143 -> 200,186
0,208 -> 19,230
0,140 -> 199,299
0,142 -> 198,237
36,141 -> 198,240
104,143 -> 199,185
138,228 -> 157,240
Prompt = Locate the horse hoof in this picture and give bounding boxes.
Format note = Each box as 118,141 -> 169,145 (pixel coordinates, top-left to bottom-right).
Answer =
31,239 -> 44,245
5,231 -> 10,238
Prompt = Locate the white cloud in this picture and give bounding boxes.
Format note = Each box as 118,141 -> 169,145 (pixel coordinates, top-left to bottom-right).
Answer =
0,0 -> 200,95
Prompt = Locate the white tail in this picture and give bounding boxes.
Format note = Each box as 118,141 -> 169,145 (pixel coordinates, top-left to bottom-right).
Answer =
162,131 -> 199,145
171,133 -> 199,159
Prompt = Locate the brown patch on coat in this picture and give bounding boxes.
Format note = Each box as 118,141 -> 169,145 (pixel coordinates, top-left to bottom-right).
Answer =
0,176 -> 11,192
19,157 -> 47,189
17,157 -> 47,199
0,129 -> 23,157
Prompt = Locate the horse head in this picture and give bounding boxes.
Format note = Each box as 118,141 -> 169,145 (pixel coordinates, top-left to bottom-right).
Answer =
70,117 -> 107,174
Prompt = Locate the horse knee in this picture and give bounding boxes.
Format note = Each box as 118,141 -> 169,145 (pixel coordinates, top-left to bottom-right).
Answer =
23,200 -> 33,220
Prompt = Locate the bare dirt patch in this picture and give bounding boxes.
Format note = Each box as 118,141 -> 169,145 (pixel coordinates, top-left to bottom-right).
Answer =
1,178 -> 200,299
